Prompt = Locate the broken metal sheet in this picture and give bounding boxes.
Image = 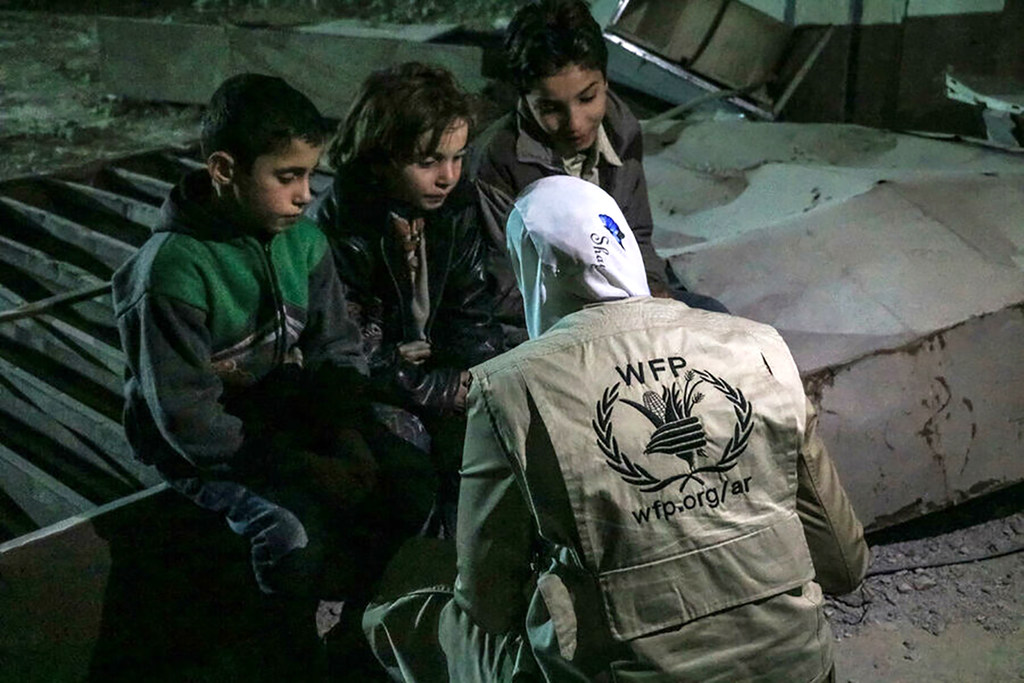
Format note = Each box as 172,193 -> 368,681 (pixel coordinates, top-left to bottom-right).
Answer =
597,0 -> 1008,29
647,121 -> 1024,528
605,34 -> 755,118
945,72 -> 1024,148
742,0 -> 1006,24
647,121 -> 1024,254
946,73 -> 1024,115
805,306 -> 1024,529
667,175 -> 1024,370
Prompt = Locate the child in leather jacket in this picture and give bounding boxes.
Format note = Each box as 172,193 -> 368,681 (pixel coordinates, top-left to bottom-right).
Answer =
311,62 -> 505,531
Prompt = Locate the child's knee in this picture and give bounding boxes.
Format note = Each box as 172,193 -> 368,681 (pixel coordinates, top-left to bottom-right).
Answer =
249,507 -> 316,594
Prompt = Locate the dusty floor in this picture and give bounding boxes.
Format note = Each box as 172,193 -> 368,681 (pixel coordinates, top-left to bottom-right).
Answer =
1,8 -> 1022,682
830,498 -> 1023,682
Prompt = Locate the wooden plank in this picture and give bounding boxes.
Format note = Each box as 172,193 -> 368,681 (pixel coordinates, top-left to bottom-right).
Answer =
296,19 -> 459,42
0,283 -> 112,325
0,356 -> 156,491
0,197 -> 137,272
0,382 -> 135,502
0,234 -> 106,293
0,443 -> 95,529
0,236 -> 117,341
0,310 -> 125,414
102,167 -> 174,205
52,179 -> 164,235
0,283 -> 124,375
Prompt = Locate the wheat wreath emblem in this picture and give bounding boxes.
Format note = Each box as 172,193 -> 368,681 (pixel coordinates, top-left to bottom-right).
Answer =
592,369 -> 753,493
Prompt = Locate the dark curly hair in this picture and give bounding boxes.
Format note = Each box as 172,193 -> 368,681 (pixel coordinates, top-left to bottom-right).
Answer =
328,62 -> 474,173
504,0 -> 608,94
200,73 -> 330,172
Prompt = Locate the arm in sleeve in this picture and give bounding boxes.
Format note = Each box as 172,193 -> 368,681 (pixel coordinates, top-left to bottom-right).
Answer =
452,379 -> 535,634
299,246 -> 374,432
433,204 -> 505,369
385,204 -> 504,416
796,397 -> 871,594
301,243 -> 369,377
474,175 -> 517,255
119,292 -> 263,475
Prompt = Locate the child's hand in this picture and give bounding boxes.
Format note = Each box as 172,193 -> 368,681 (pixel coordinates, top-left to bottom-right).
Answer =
398,340 -> 432,365
453,370 -> 473,411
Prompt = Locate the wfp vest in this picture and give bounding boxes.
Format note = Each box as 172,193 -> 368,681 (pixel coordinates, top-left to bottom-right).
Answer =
486,298 -> 815,641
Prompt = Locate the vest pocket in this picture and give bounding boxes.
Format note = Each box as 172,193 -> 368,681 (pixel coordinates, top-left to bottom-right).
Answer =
597,512 -> 814,641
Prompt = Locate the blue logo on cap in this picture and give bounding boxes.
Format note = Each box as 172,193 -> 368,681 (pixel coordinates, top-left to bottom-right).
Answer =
600,214 -> 625,247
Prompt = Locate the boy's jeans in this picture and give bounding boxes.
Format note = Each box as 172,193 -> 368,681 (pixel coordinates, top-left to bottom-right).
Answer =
165,406 -> 437,599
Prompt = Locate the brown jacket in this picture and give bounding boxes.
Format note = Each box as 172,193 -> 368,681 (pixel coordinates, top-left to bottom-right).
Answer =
470,90 -> 662,322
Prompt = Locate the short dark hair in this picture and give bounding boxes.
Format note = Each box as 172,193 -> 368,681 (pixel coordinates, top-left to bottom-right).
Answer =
200,73 -> 329,172
504,0 -> 608,93
328,62 -> 474,171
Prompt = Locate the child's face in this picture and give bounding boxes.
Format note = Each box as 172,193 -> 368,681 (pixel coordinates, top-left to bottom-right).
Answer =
382,119 -> 469,211
231,137 -> 323,235
525,63 -> 607,157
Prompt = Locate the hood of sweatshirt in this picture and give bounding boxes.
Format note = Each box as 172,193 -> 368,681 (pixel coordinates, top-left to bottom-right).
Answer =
505,175 -> 650,338
157,168 -> 252,241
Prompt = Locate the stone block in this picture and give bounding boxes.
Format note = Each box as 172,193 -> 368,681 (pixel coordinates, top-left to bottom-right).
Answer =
98,18 -> 485,118
651,121 -> 1024,528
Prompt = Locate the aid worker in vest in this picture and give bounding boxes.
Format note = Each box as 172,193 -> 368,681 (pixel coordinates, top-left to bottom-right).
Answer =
366,175 -> 870,682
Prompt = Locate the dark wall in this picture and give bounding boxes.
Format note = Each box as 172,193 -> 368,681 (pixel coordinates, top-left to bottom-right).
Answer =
782,0 -> 1024,135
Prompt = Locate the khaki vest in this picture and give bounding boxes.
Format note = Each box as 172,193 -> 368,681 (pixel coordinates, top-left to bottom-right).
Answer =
479,298 -> 816,643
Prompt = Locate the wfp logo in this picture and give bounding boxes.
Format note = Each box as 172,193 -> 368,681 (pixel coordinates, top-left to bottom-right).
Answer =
593,364 -> 753,493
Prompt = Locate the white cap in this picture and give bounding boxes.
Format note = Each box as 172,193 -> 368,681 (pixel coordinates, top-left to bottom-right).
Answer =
506,175 -> 650,338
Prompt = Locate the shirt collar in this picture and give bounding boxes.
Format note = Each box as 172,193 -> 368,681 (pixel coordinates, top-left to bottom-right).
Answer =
515,101 -> 622,172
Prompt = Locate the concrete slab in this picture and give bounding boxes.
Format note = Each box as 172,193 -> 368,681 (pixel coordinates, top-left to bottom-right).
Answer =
646,121 -> 1024,528
97,18 -> 486,118
99,19 -> 230,108
295,19 -> 458,41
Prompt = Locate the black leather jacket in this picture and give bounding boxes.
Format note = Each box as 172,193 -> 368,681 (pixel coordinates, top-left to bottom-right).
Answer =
311,170 -> 504,416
